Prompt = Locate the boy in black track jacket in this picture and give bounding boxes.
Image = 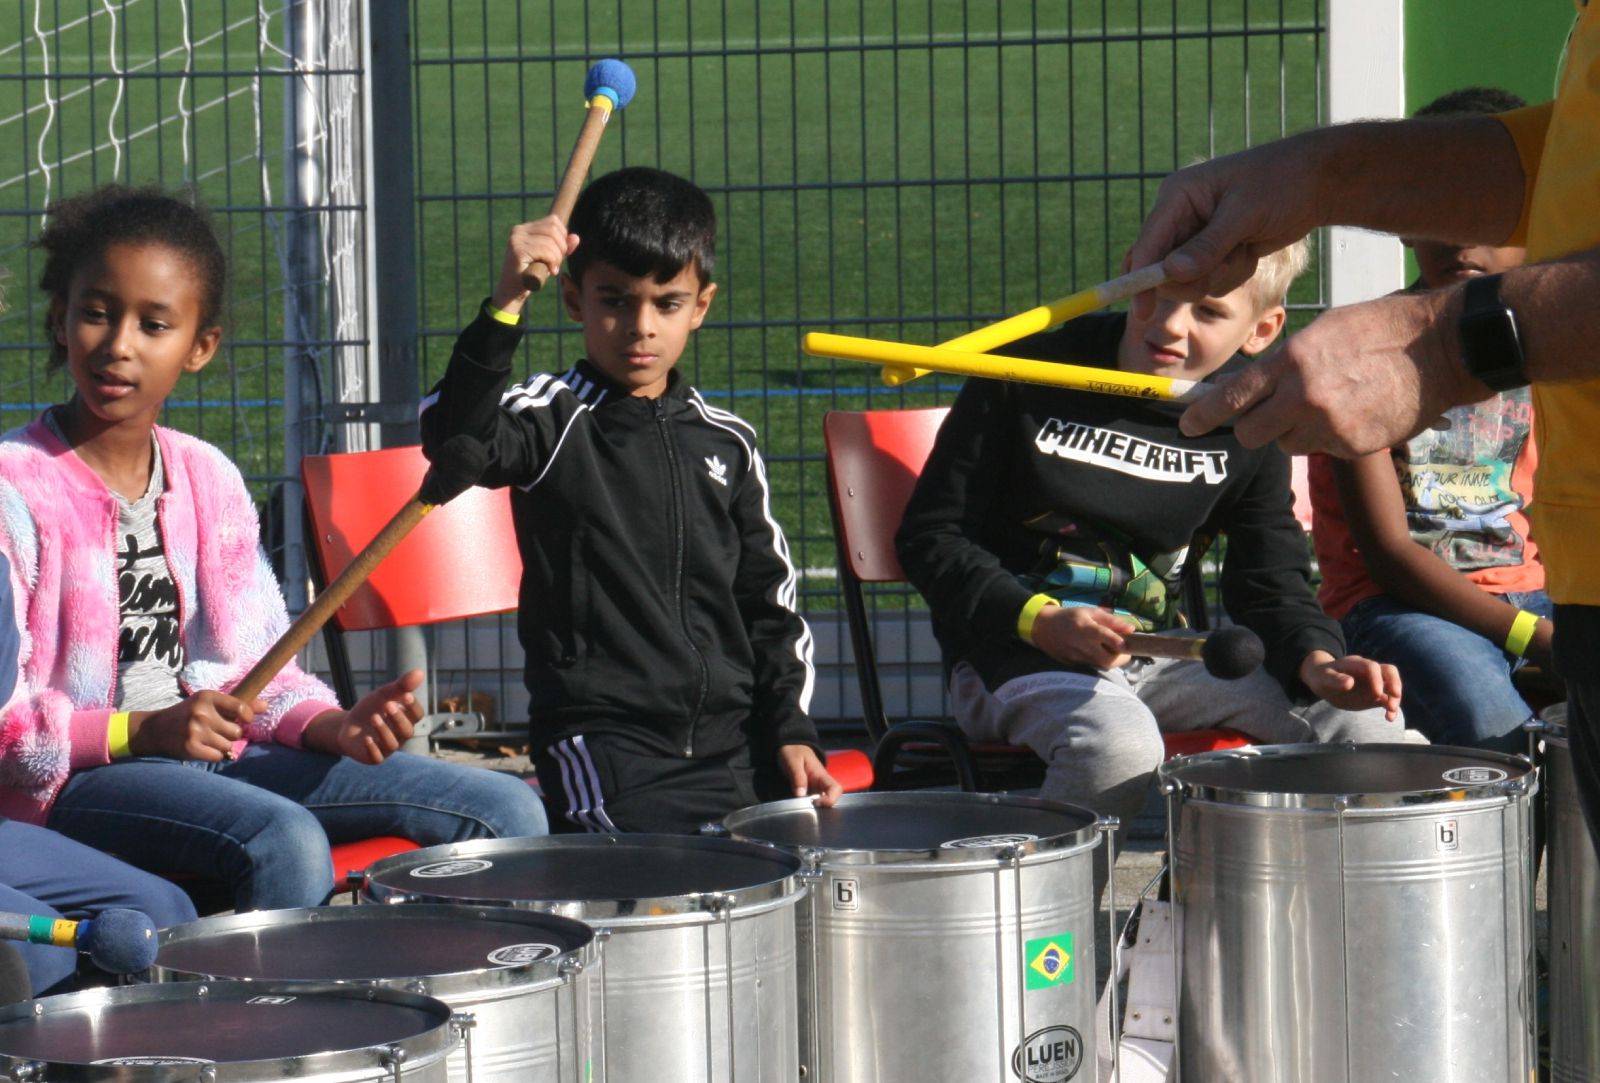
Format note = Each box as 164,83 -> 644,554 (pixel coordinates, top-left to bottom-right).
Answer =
896,240 -> 1415,844
421,167 -> 840,832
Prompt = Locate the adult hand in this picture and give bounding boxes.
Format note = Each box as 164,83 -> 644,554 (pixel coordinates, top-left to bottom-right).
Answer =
1124,135 -> 1327,319
778,744 -> 842,806
1178,289 -> 1490,456
1030,605 -> 1135,670
128,691 -> 263,761
1299,651 -> 1402,721
324,669 -> 425,765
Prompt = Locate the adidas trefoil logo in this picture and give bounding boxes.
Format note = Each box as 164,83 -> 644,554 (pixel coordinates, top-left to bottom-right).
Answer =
705,455 -> 729,486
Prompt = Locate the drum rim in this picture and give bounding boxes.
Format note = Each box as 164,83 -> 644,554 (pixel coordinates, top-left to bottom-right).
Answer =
151,904 -> 597,995
1529,702 -> 1568,743
721,789 -> 1106,865
360,833 -> 802,916
0,980 -> 455,1079
1157,742 -> 1537,809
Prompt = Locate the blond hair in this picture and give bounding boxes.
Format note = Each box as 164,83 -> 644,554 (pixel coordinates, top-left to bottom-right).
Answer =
1249,235 -> 1311,312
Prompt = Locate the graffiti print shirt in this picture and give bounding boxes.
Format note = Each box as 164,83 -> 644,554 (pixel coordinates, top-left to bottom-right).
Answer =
1311,386 -> 1543,622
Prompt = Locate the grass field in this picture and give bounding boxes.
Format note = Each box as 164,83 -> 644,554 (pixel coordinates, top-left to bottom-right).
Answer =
0,0 -> 1324,611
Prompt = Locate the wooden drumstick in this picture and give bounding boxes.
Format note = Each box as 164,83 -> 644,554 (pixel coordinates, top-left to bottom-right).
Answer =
522,58 -> 637,292
232,436 -> 490,704
1124,626 -> 1265,681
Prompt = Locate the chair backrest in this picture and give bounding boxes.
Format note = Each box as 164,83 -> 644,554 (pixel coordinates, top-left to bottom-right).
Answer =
301,445 -> 523,632
823,407 -> 950,585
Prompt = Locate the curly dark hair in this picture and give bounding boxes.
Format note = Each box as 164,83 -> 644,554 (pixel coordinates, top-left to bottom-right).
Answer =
33,185 -> 226,368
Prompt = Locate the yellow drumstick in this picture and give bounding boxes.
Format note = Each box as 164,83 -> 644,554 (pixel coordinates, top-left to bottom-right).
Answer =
880,263 -> 1170,386
803,332 -> 1203,403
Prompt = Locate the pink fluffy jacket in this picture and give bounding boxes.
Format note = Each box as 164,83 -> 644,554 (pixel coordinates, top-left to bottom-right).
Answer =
0,417 -> 338,823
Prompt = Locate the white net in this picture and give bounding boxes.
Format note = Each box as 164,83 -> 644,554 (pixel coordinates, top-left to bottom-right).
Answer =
0,0 -> 373,592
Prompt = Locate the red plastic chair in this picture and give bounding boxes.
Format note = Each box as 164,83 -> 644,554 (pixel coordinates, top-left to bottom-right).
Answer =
301,445 -> 873,791
823,408 -> 1251,791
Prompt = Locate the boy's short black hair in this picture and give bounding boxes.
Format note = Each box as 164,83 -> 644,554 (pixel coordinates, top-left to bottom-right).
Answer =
566,166 -> 716,286
1414,86 -> 1527,119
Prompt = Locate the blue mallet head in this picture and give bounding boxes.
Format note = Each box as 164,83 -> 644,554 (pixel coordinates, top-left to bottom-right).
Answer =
584,59 -> 636,111
79,908 -> 158,975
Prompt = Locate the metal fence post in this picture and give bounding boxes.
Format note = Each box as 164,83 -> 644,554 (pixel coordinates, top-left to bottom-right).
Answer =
364,0 -> 430,708
283,0 -> 326,615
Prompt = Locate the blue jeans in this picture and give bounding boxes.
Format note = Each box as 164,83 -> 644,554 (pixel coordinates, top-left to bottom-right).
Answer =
48,746 -> 548,911
1341,590 -> 1553,752
0,819 -> 196,995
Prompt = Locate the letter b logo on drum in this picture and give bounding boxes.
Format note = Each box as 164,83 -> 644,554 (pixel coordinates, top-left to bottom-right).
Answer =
1011,1025 -> 1083,1082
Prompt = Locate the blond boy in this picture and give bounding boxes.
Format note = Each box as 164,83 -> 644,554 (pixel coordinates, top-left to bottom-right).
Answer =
896,242 -> 1408,836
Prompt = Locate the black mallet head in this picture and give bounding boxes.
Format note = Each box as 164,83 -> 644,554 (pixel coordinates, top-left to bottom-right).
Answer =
1201,625 -> 1266,680
418,435 -> 491,506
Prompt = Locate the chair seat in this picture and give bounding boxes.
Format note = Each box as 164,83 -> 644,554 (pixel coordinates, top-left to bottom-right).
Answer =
330,836 -> 420,887
824,748 -> 874,792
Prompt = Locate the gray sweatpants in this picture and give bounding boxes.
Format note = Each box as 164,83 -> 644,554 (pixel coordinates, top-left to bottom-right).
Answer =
950,654 -> 1420,833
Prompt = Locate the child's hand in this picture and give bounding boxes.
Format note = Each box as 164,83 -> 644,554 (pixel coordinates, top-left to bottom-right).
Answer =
1030,604 -> 1135,670
1299,650 -> 1402,721
326,669 -> 426,765
129,692 -> 264,761
492,216 -> 580,312
778,744 -> 843,807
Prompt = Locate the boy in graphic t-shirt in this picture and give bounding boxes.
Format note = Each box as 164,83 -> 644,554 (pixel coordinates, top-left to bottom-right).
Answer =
1309,86 -> 1548,753
897,237 -> 1408,857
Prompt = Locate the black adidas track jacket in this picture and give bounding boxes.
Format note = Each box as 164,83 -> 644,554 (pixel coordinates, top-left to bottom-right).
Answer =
420,304 -> 820,762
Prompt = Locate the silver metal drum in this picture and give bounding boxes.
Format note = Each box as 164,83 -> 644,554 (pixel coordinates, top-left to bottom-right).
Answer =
1531,704 -> 1600,1082
1160,743 -> 1538,1083
362,835 -> 803,1083
0,980 -> 456,1081
723,791 -> 1109,1083
151,905 -> 596,1083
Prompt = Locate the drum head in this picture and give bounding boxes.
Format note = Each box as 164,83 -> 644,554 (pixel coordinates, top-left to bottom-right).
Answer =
362,835 -> 800,917
156,905 -> 592,991
0,982 -> 449,1072
1159,742 -> 1536,809
723,791 -> 1101,864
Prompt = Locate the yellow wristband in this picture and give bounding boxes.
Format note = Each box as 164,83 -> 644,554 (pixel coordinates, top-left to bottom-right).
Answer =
485,301 -> 521,326
107,711 -> 132,760
1504,609 -> 1540,658
1017,593 -> 1058,646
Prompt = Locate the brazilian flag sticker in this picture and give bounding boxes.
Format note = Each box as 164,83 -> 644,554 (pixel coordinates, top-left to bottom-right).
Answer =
1024,932 -> 1075,990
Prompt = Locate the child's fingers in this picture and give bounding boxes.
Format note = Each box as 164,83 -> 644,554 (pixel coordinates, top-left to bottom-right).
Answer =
786,755 -> 809,798
384,701 -> 417,741
362,734 -> 385,765
815,767 -> 843,806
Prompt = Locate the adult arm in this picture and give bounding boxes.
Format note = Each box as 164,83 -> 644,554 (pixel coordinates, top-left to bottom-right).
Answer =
1331,453 -> 1553,665
1126,112 -> 1534,305
1181,244 -> 1600,454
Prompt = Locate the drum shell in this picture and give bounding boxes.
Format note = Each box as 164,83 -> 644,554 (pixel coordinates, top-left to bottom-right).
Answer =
150,906 -> 595,1083
1167,766 -> 1536,1082
723,791 -> 1103,1083
0,981 -> 456,1082
1536,706 -> 1600,1083
799,846 -> 1096,1083
360,838 -> 804,1083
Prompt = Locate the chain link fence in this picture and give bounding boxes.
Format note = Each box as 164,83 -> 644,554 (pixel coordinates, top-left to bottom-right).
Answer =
2,0 -> 1326,733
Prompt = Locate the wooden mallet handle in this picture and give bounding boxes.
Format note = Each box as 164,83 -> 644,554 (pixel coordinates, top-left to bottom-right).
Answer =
232,499 -> 435,704
232,435 -> 490,706
525,59 -> 637,291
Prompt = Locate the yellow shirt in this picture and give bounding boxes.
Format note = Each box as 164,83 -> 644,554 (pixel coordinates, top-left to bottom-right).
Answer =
1496,1 -> 1600,604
